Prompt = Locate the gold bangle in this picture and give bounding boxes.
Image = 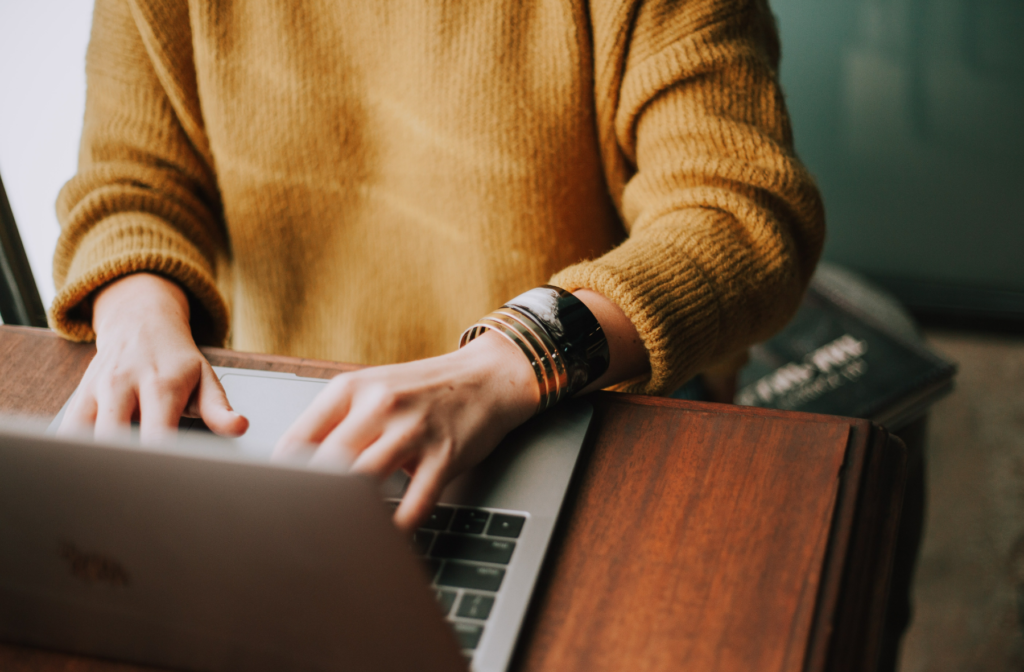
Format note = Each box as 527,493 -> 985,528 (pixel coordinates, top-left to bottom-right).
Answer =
460,317 -> 552,412
481,313 -> 561,407
461,285 -> 610,414
494,308 -> 569,404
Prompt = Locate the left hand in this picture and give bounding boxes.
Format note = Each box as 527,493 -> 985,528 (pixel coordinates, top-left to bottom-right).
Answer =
273,331 -> 539,533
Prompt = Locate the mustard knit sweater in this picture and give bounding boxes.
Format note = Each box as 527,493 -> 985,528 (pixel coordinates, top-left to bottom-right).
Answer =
51,0 -> 825,396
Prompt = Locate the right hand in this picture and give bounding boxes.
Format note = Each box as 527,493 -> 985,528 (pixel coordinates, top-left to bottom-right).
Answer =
58,272 -> 248,443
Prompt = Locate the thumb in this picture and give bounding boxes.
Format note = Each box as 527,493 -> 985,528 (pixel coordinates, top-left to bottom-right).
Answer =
197,364 -> 249,437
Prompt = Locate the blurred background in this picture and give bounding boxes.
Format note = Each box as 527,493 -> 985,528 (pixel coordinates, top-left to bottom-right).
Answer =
776,0 -> 1023,329
1,1 -> 1022,669
0,1 -> 91,309
768,5 -> 1024,666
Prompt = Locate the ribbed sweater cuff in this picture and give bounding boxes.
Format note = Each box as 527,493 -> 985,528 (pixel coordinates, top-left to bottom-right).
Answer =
550,224 -> 722,397
49,212 -> 229,345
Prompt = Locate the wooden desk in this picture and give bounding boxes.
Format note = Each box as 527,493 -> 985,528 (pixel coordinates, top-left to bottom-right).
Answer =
0,325 -> 907,672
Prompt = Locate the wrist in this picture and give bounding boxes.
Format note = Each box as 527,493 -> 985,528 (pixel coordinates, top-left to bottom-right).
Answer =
572,289 -> 649,393
93,273 -> 191,339
455,330 -> 540,424
460,286 -> 612,412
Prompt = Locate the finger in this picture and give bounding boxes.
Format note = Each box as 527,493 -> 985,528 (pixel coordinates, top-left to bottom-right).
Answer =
348,421 -> 425,479
138,379 -> 191,445
57,390 -> 98,438
394,455 -> 449,533
93,385 -> 138,441
275,377 -> 355,456
307,399 -> 387,468
195,364 -> 248,437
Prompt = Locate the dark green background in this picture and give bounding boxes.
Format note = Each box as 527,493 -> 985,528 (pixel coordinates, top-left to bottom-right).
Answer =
771,0 -> 1023,315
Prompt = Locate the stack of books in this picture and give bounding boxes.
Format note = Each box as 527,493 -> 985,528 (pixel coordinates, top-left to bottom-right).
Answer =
735,265 -> 957,430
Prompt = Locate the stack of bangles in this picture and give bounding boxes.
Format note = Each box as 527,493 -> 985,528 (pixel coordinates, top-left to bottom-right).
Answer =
459,285 -> 611,414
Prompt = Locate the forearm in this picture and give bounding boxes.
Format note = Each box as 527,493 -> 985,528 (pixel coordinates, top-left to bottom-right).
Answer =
573,289 -> 649,394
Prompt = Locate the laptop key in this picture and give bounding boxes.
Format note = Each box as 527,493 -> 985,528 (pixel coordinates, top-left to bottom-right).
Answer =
453,622 -> 484,650
412,530 -> 435,556
457,593 -> 495,620
438,562 -> 505,592
486,514 -> 526,538
436,589 -> 457,615
451,508 -> 490,535
432,534 -> 515,564
421,506 -> 455,531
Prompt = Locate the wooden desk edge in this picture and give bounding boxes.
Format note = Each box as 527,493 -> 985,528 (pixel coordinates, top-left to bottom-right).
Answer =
0,325 -> 909,672
803,423 -> 908,672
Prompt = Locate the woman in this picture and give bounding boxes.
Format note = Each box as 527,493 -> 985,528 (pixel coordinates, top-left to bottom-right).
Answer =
52,0 -> 824,532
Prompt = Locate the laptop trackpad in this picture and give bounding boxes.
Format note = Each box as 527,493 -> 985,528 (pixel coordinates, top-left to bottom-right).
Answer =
203,372 -> 410,498
201,374 -> 328,458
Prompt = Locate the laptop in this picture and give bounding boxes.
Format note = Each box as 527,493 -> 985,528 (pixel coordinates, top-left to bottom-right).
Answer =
0,366 -> 594,671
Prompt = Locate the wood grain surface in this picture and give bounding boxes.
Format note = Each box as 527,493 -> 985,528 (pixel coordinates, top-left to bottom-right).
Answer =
513,398 -> 852,672
0,326 -> 902,672
0,325 -> 95,418
0,326 -> 360,421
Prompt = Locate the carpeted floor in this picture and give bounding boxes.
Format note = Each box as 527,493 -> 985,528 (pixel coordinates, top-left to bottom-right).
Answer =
899,330 -> 1024,671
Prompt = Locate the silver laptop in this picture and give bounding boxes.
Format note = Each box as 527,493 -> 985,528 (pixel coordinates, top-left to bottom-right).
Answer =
0,367 -> 593,672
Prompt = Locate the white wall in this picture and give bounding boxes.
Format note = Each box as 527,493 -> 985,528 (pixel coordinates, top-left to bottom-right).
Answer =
0,1 -> 94,315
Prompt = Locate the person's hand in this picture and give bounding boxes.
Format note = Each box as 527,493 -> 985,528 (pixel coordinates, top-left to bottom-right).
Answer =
58,273 -> 248,443
273,331 -> 539,533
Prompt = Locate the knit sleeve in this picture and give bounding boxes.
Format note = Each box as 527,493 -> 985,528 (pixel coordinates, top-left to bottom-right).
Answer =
49,0 -> 230,345
552,0 -> 825,395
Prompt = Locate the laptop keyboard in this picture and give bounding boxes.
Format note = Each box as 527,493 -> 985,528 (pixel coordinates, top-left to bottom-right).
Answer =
387,501 -> 527,661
